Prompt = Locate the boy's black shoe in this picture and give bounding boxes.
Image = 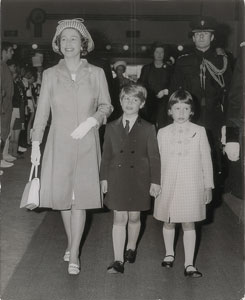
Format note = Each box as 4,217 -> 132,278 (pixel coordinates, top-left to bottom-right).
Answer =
107,261 -> 124,274
124,249 -> 136,263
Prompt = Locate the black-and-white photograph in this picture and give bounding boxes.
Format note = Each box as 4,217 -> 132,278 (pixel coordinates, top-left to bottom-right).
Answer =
1,0 -> 244,299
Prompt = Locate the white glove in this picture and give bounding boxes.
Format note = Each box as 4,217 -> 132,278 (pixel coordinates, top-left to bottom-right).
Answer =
31,141 -> 41,166
156,89 -> 169,99
70,117 -> 98,140
225,142 -> 240,161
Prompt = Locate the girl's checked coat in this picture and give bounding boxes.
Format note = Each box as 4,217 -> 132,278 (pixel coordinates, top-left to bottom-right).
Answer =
154,122 -> 214,223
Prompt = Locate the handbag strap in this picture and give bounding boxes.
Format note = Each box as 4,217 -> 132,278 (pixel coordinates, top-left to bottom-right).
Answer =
29,164 -> 38,181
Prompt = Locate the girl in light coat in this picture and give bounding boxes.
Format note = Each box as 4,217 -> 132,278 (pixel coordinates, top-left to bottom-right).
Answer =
31,19 -> 112,275
154,88 -> 214,278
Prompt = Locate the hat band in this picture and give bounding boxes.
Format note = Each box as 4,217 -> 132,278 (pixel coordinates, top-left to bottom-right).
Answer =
192,29 -> 214,32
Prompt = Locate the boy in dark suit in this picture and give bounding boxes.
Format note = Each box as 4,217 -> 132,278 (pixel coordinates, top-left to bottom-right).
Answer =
100,83 -> 161,274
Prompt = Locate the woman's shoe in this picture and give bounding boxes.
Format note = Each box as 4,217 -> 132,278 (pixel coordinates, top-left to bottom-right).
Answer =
184,265 -> 202,278
161,255 -> 175,268
68,263 -> 80,275
63,251 -> 70,262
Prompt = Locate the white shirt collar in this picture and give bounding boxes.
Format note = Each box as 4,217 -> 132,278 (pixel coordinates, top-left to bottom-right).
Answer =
122,114 -> 138,131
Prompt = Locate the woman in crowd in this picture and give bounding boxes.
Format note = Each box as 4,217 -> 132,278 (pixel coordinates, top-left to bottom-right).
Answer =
109,60 -> 131,121
138,42 -> 172,129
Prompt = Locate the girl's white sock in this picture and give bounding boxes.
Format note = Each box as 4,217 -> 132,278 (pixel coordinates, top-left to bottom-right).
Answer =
183,229 -> 196,268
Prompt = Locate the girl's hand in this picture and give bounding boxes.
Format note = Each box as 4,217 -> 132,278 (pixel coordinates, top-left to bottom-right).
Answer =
204,188 -> 212,204
150,183 -> 161,198
100,180 -> 108,194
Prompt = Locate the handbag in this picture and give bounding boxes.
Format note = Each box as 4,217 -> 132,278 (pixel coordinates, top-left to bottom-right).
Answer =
20,164 -> 40,210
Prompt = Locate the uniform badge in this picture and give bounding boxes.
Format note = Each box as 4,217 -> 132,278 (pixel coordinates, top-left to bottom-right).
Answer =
201,20 -> 205,26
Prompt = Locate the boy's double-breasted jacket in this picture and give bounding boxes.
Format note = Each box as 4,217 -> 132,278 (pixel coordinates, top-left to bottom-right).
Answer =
100,117 -> 161,211
32,59 -> 112,210
154,122 -> 214,223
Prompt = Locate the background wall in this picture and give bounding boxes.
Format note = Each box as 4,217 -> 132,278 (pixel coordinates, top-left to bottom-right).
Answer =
1,0 -> 244,66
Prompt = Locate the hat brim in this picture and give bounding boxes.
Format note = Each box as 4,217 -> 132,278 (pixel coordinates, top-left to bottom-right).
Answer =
52,19 -> 94,55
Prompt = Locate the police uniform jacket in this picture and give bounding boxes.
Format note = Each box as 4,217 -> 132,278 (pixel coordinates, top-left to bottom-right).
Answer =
100,116 -> 161,211
170,48 -> 232,135
225,48 -> 244,143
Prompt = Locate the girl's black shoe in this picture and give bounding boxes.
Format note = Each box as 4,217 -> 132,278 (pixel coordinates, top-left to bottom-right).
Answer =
184,265 -> 202,278
161,255 -> 175,268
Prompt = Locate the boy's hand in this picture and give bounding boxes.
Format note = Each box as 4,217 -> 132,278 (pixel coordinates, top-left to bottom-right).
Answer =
204,188 -> 212,204
100,180 -> 108,194
150,183 -> 161,198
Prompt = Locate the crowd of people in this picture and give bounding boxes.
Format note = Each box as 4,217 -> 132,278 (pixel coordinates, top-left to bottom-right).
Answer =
1,16 -> 243,278
1,43 -> 42,170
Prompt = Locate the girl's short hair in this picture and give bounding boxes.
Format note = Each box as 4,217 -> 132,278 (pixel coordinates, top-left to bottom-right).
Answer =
56,30 -> 89,56
168,88 -> 194,114
120,83 -> 147,103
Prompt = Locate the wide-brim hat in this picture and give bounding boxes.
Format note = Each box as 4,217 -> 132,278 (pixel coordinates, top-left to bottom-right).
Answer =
113,60 -> 127,71
52,18 -> 94,55
189,16 -> 217,33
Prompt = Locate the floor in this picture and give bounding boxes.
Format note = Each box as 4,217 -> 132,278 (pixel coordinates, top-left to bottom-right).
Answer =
1,148 -> 244,300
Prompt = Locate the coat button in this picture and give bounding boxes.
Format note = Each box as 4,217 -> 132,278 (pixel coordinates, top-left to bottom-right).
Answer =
118,164 -> 122,167
120,150 -> 123,153
130,165 -> 134,168
131,150 -> 135,154
178,140 -> 182,144
178,152 -> 182,156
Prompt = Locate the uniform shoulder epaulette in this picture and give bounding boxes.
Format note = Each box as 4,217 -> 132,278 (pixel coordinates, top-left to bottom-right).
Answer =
177,53 -> 191,60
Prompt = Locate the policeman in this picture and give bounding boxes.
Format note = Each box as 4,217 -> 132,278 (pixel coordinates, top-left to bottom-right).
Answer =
222,43 -> 244,198
170,16 -> 232,179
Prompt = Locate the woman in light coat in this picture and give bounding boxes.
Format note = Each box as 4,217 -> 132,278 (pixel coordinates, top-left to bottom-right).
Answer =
31,19 -> 112,275
154,89 -> 214,278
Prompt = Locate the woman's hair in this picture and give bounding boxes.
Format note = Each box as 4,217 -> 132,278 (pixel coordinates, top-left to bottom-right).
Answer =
151,41 -> 165,52
56,29 -> 89,56
120,83 -> 147,103
168,88 -> 195,114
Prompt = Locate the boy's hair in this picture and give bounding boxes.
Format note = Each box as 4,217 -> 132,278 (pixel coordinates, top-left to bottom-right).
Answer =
168,88 -> 194,114
120,83 -> 147,103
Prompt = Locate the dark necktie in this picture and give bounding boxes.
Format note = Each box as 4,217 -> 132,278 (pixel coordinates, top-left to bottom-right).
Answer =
125,120 -> 130,134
